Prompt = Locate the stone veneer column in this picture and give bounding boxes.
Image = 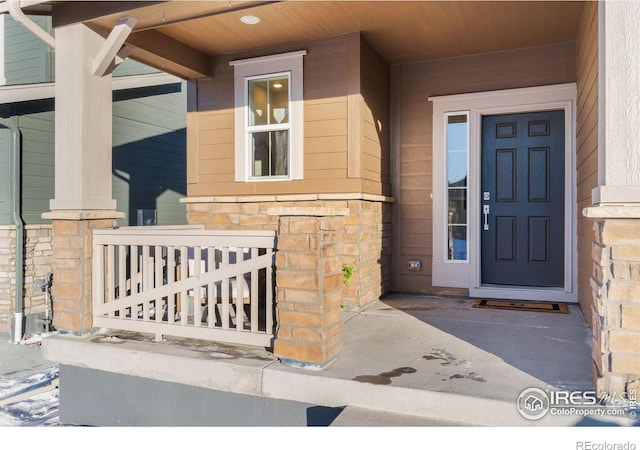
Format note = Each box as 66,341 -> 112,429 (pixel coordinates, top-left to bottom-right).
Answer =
42,211 -> 123,334
269,206 -> 348,368
588,212 -> 640,397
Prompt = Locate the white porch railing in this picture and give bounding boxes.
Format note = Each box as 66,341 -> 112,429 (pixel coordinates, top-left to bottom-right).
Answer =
92,227 -> 276,347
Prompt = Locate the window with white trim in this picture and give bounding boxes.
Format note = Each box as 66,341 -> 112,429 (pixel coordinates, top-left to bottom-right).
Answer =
247,73 -> 290,178
445,112 -> 469,261
230,50 -> 306,181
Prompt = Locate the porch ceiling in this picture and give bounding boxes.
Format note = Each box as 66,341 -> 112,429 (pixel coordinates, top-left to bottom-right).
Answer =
39,0 -> 586,79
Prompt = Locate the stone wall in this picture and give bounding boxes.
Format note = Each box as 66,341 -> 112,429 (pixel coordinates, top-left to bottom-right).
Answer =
0,225 -> 53,338
0,226 -> 16,336
591,219 -> 640,398
24,225 -> 53,322
185,194 -> 393,310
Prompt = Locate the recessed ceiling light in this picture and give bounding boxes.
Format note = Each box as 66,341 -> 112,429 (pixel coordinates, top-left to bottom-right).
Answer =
240,15 -> 260,25
272,83 -> 283,89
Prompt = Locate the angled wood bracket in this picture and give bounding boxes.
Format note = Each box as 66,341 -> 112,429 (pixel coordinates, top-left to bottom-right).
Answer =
92,16 -> 137,77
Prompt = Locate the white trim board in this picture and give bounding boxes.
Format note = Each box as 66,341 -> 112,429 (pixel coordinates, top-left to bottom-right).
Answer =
430,83 -> 578,303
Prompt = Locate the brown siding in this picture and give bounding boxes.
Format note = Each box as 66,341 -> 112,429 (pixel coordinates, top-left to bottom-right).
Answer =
576,2 -> 599,326
360,38 -> 391,196
188,33 -> 389,198
392,42 -> 578,294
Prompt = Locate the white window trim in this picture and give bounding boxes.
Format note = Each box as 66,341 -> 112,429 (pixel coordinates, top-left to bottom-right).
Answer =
430,83 -> 578,303
230,50 -> 306,182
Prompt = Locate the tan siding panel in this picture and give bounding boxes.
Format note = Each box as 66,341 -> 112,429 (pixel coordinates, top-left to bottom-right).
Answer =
197,157 -> 235,176
305,101 -> 348,122
575,1 -> 598,326
305,168 -> 348,180
191,34 -> 355,197
360,37 -> 390,195
198,143 -> 234,161
305,118 -> 348,138
305,135 -> 348,155
401,145 -> 432,163
198,128 -> 234,146
306,152 -> 347,170
197,111 -> 234,131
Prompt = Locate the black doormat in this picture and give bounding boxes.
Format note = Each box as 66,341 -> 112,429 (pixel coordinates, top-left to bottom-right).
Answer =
472,299 -> 568,314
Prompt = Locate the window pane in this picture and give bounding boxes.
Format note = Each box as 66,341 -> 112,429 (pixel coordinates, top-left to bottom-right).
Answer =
249,79 -> 268,126
251,131 -> 269,176
251,130 -> 289,177
446,113 -> 468,261
448,226 -> 467,261
447,115 -> 468,187
270,130 -> 289,176
270,77 -> 289,124
448,189 -> 467,224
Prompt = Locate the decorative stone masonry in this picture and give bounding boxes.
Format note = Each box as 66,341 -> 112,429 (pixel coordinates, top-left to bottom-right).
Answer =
42,211 -> 123,334
590,218 -> 640,398
0,226 -> 17,336
183,194 -> 394,311
0,225 -> 53,337
270,207 -> 347,367
23,225 -> 53,323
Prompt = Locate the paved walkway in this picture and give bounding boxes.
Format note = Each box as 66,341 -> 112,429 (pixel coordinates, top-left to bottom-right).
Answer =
23,294 -> 640,426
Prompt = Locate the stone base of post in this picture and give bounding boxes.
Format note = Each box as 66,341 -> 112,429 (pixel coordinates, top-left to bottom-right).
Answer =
585,206 -> 640,399
43,210 -> 123,334
270,207 -> 348,369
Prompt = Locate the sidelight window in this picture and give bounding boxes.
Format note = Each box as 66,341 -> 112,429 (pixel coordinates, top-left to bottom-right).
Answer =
446,113 -> 469,261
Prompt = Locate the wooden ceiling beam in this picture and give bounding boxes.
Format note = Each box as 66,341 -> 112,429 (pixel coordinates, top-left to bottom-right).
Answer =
51,1 -> 164,28
124,30 -> 213,79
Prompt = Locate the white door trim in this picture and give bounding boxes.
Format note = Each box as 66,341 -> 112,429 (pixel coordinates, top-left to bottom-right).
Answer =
430,83 -> 578,303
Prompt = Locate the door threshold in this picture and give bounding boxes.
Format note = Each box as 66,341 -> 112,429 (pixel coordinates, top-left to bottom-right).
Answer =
470,285 -> 577,304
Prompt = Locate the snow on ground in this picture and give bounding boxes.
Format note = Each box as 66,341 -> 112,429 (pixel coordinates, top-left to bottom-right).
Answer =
0,333 -> 59,426
0,374 -> 59,426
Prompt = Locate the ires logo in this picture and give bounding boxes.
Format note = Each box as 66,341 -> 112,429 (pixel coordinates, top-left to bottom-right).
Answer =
517,388 -> 635,421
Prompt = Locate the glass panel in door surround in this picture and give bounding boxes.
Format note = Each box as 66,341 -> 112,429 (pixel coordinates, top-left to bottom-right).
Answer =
446,113 -> 469,261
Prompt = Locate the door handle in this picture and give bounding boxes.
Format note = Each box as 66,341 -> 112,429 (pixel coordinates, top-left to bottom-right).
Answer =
483,205 -> 490,231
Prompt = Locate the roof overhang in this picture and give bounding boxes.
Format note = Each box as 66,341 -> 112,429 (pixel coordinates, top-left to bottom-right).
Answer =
7,0 -> 587,80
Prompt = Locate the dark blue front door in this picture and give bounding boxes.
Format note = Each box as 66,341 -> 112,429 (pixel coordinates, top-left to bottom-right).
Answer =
481,110 -> 565,287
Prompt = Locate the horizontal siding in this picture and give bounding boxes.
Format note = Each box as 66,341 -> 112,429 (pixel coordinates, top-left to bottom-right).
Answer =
0,127 -> 12,224
360,39 -> 390,196
112,83 -> 187,226
113,59 -> 160,77
4,15 -> 53,85
576,1 -> 599,326
393,41 -> 578,294
191,34 -> 357,197
4,84 -> 186,226
18,106 -> 55,224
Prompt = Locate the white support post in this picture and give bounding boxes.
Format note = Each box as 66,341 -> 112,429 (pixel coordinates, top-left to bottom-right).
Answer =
592,0 -> 640,207
50,22 -> 116,211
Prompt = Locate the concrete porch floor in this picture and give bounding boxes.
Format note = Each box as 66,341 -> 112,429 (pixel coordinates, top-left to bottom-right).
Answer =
41,294 -> 639,426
